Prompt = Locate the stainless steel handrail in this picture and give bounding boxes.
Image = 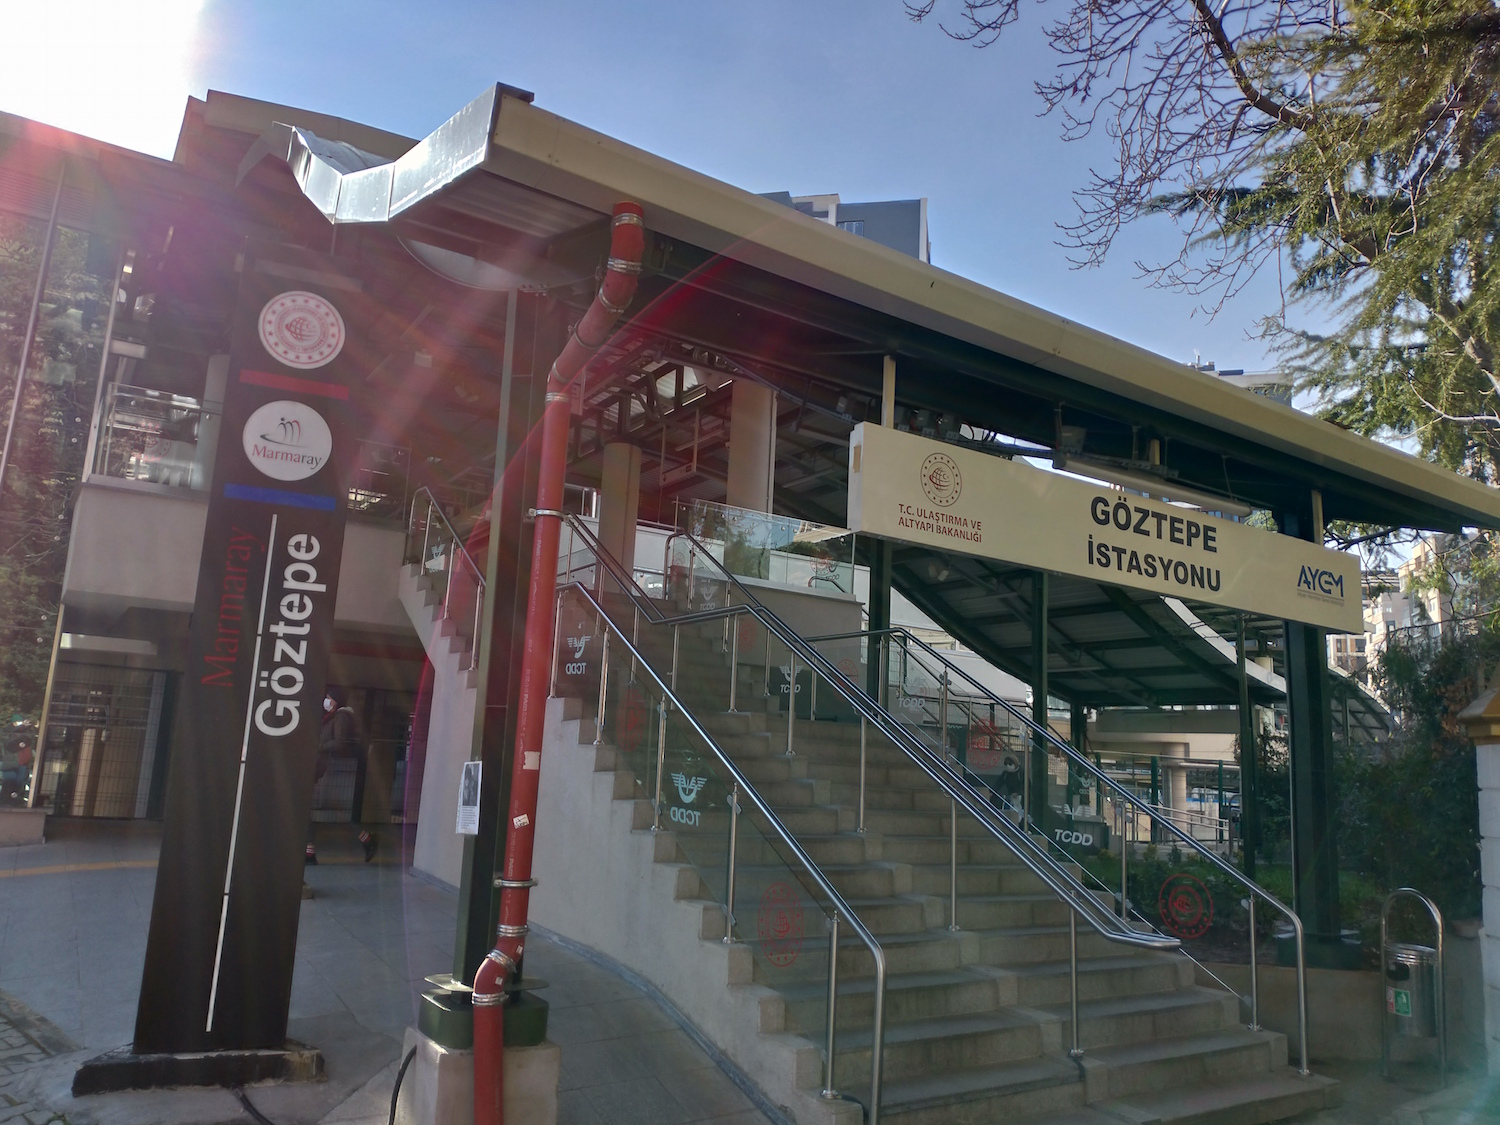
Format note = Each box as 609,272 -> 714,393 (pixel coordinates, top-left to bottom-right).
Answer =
558,580 -> 888,1121
823,623 -> 1312,1074
568,516 -> 1176,951
404,486 -> 486,668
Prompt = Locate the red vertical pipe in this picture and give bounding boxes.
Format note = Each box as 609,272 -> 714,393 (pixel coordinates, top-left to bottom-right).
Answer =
473,202 -> 644,1125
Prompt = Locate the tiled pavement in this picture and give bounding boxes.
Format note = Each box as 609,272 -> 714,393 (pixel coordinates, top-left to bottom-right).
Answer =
0,820 -> 773,1125
0,991 -> 74,1125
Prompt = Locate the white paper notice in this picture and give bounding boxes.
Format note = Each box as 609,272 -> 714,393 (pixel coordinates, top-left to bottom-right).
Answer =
455,760 -> 481,835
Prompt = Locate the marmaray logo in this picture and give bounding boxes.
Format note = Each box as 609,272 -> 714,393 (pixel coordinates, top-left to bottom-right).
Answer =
242,400 -> 333,482
1296,565 -> 1345,600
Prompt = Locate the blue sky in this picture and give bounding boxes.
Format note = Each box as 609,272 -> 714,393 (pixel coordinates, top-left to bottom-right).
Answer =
6,0 -> 1295,373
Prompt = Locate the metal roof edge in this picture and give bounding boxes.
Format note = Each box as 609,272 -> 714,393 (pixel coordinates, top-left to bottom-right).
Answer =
481,94 -> 1500,530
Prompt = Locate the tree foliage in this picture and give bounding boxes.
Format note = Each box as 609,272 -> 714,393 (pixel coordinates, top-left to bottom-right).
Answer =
910,0 -> 1500,478
1333,628 -> 1494,917
0,214 -> 111,722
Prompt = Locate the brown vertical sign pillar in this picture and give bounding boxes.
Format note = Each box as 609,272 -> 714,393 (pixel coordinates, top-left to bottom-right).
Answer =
132,246 -> 361,1058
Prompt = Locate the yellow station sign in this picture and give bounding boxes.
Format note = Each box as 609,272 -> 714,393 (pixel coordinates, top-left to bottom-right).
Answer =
847,423 -> 1362,633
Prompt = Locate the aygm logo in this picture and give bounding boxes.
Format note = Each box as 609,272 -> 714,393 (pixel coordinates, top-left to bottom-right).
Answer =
259,291 -> 345,369
242,400 -> 333,482
1297,565 -> 1345,600
920,451 -> 963,507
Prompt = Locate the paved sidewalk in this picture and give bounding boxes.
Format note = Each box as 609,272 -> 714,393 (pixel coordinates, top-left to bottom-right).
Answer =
0,820 -> 772,1125
0,990 -> 75,1125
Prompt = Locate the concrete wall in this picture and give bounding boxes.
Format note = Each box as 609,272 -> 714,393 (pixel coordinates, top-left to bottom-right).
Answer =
1477,739 -> 1500,1072
531,697 -> 833,1124
64,477 -> 410,632
334,521 -> 414,631
64,479 -> 207,614
1196,939 -> 1485,1069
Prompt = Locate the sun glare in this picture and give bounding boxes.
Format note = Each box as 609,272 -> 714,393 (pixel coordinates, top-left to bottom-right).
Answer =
0,0 -> 206,158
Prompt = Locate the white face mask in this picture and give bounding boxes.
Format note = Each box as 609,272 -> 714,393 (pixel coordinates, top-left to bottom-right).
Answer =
324,696 -> 336,713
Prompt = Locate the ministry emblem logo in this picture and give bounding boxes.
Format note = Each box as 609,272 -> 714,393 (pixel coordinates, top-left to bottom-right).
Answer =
259,291 -> 345,370
920,451 -> 962,507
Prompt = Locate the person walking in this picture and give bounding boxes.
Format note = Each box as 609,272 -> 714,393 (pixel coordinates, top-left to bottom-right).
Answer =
306,688 -> 377,863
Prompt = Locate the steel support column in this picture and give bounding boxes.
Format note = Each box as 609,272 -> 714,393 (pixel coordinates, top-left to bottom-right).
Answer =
1277,507 -> 1342,954
453,293 -> 552,985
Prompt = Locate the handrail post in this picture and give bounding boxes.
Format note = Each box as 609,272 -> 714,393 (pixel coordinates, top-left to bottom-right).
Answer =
869,952 -> 885,1125
820,910 -> 841,1101
810,663 -> 818,722
653,695 -> 667,832
728,611 -> 740,713
1120,799 -> 1128,918
764,628 -> 772,698
471,559 -> 484,668
631,605 -> 640,683
940,670 -> 949,759
671,623 -> 681,694
786,649 -> 796,757
441,535 -> 456,619
594,630 -> 610,747
948,798 -> 960,931
857,715 -> 867,835
1069,909 -> 1084,1058
878,635 -> 889,708
1248,896 -> 1260,1030
1023,739 -> 1031,826
549,593 -> 563,699
421,497 -> 432,572
724,784 -> 739,943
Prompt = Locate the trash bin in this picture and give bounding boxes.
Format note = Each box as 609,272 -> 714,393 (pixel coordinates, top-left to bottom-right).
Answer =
1385,941 -> 1439,1038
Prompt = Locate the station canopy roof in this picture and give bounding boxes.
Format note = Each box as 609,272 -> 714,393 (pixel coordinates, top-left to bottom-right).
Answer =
209,82 -> 1495,727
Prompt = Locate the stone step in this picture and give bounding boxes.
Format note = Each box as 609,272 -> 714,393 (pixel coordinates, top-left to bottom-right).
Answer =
828,781 -> 954,811
780,968 -> 1008,1029
877,1054 -> 1087,1125
814,761 -> 938,789
1000,952 -> 1194,1006
831,1009 -> 1047,1087
731,833 -> 875,867
877,834 -> 1025,866
1039,986 -> 1241,1050
838,896 -> 936,936
1100,1067 -> 1340,1125
830,929 -> 970,978
953,893 -> 1073,930
1088,1028 -> 1285,1100
908,862 -> 1051,898
734,755 -> 810,784
971,924 -> 1125,966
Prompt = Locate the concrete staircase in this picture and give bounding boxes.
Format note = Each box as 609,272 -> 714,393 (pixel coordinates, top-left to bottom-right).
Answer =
395,560 -> 481,888
547,609 -> 1340,1125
